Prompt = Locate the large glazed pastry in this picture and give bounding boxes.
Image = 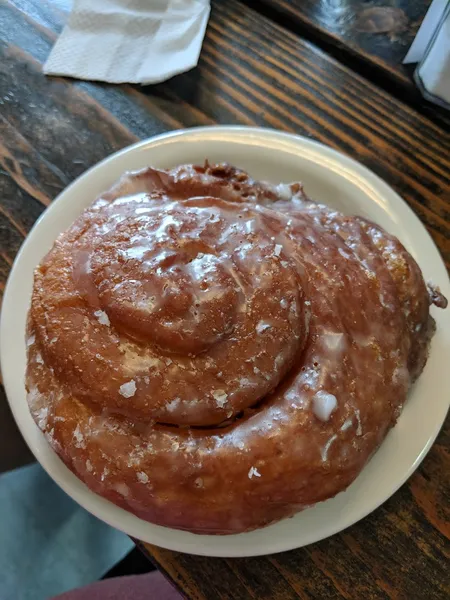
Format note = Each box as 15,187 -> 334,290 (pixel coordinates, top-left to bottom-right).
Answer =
26,163 -> 447,534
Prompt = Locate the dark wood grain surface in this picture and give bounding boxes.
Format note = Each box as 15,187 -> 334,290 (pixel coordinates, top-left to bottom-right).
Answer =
259,0 -> 431,87
0,0 -> 449,598
257,0 -> 450,130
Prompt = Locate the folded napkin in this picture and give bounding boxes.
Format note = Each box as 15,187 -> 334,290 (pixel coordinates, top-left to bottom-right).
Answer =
0,463 -> 134,600
415,4 -> 450,109
403,0 -> 450,109
44,0 -> 211,84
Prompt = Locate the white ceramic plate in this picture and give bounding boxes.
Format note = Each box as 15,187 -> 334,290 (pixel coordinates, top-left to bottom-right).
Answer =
1,127 -> 449,557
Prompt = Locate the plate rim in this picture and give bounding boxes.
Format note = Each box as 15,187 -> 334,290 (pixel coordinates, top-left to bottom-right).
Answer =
1,125 -> 449,557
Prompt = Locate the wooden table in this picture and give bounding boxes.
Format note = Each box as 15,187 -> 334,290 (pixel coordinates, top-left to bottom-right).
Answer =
1,0 -> 449,598
257,0 -> 450,129
258,0 -> 431,89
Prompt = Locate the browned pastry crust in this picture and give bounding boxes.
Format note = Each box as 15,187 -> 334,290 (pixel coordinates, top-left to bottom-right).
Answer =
26,163 -> 447,534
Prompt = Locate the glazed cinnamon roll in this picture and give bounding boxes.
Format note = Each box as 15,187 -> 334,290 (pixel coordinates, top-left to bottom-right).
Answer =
26,163 -> 447,534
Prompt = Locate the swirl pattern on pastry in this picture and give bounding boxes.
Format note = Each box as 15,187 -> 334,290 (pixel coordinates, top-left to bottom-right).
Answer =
26,163 -> 447,534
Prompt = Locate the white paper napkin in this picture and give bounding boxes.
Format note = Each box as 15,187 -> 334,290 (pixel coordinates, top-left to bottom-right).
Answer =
403,0 -> 447,64
403,0 -> 450,109
44,0 -> 211,85
415,5 -> 450,108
